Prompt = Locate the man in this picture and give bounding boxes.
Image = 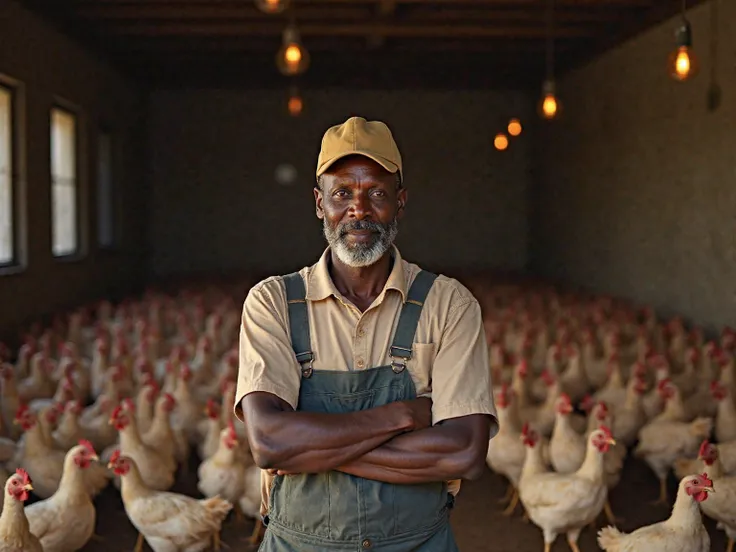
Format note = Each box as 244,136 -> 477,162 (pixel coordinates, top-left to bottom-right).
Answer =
235,116 -> 498,551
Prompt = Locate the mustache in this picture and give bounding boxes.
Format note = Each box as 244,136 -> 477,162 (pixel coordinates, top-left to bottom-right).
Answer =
337,220 -> 386,236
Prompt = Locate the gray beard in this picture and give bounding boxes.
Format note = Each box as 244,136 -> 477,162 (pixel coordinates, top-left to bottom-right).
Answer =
323,218 -> 399,268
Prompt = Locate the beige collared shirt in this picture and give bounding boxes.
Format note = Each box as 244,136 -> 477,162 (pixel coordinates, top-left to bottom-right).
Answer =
235,245 -> 497,515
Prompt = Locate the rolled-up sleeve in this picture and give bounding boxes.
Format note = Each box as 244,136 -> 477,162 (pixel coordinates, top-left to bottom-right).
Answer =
233,279 -> 302,422
430,299 -> 498,438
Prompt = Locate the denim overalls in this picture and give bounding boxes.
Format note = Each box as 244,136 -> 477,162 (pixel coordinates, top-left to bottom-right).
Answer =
258,270 -> 459,551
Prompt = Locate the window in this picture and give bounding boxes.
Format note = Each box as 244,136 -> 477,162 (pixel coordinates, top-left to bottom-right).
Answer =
51,107 -> 78,257
97,130 -> 115,248
0,85 -> 13,265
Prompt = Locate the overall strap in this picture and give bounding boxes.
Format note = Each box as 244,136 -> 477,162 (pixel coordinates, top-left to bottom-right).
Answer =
283,272 -> 315,378
389,270 -> 438,373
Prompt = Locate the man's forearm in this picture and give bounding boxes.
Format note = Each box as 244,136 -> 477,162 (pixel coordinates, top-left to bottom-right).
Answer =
246,396 -> 415,473
331,415 -> 490,484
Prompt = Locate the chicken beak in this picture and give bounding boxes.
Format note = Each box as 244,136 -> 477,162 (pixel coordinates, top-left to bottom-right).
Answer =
608,438 -> 617,445
704,486 -> 715,493
106,462 -> 114,469
23,484 -> 33,491
90,454 -> 99,462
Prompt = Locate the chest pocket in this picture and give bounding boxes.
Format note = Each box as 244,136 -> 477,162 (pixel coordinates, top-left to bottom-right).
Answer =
406,342 -> 436,398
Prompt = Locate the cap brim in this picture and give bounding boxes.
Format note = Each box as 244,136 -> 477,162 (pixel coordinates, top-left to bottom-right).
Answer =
316,151 -> 399,179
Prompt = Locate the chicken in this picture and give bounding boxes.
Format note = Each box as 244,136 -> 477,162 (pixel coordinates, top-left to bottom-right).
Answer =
51,400 -> 84,451
611,373 -> 647,446
697,441 -> 736,552
11,405 -> 64,499
634,416 -> 713,504
197,421 -> 248,518
0,469 -> 43,552
25,441 -> 99,552
198,399 -> 223,461
711,381 -> 736,443
141,393 -> 178,475
597,473 -> 713,552
109,450 -> 232,552
674,438 -> 736,481
549,393 -> 586,474
519,425 -> 616,552
109,401 -> 175,491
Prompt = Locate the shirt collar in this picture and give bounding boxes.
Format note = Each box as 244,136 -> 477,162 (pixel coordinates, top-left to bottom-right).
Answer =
306,245 -> 407,303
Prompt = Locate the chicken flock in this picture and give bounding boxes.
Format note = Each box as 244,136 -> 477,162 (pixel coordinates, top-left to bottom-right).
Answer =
476,281 -> 736,552
0,287 -> 261,551
0,278 -> 734,551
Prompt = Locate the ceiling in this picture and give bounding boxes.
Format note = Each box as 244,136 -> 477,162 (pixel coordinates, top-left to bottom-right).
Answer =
22,0 -> 704,89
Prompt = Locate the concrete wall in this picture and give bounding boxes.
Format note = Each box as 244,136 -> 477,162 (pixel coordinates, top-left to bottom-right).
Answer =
147,89 -> 534,279
0,0 -> 147,342
531,0 -> 736,331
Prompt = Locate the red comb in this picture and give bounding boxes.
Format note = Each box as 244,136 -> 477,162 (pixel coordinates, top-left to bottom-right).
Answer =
599,425 -> 613,440
110,405 -> 123,419
15,468 -> 31,485
78,439 -> 96,456
109,449 -> 121,464
698,439 -> 711,458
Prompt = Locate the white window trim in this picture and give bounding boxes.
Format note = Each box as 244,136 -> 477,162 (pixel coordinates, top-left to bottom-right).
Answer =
50,99 -> 87,261
0,73 -> 27,275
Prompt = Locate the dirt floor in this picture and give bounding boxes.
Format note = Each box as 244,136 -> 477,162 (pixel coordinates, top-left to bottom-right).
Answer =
73,455 -> 726,552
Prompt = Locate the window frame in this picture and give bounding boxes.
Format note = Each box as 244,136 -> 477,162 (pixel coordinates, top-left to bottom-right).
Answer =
0,74 -> 27,275
50,100 -> 86,261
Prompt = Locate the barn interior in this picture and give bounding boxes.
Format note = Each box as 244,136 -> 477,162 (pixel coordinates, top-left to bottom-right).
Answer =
0,0 -> 734,550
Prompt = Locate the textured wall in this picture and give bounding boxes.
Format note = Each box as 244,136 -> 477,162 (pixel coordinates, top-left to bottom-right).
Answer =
531,0 -> 736,331
0,0 -> 147,341
147,89 -> 533,279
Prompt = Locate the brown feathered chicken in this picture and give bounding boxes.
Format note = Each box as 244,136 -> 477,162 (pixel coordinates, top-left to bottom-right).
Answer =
0,469 -> 42,552
109,450 -> 232,552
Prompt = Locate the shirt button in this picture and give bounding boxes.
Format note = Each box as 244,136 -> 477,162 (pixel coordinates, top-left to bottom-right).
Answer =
362,539 -> 372,548
356,358 -> 365,368
357,326 -> 365,337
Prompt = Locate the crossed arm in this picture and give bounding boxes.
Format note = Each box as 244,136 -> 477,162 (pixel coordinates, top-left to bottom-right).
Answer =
242,391 -> 491,484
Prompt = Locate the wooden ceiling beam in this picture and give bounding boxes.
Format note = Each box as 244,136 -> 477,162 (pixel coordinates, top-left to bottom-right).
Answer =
74,4 -> 634,24
101,22 -> 596,38
72,0 -> 652,5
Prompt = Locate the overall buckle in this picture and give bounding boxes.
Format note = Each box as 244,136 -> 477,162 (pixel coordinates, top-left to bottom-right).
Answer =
390,357 -> 406,373
301,358 -> 314,378
389,345 -> 411,373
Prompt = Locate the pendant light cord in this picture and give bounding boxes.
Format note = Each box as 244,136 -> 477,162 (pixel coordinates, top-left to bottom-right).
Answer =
545,0 -> 555,81
709,0 -> 719,81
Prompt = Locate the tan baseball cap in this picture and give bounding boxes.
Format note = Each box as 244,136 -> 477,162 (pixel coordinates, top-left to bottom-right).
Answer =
316,116 -> 402,182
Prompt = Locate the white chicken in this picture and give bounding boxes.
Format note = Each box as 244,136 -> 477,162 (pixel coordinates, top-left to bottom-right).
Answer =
634,416 -> 713,504
597,473 -> 713,552
109,450 -> 232,552
519,425 -> 616,552
0,469 -> 43,552
25,441 -> 99,552
697,440 -> 736,552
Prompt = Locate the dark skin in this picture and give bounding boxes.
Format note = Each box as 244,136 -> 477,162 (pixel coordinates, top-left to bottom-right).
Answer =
242,155 -> 491,484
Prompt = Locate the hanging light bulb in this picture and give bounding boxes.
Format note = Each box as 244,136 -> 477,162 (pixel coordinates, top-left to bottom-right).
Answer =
668,17 -> 699,81
507,118 -> 522,137
276,25 -> 310,76
538,80 -> 560,120
287,86 -> 303,117
255,0 -> 289,14
494,133 -> 509,151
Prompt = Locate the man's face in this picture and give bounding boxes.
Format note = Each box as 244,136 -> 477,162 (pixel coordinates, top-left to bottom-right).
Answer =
315,156 -> 406,268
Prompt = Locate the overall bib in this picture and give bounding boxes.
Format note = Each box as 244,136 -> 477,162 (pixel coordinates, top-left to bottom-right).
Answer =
259,270 -> 459,552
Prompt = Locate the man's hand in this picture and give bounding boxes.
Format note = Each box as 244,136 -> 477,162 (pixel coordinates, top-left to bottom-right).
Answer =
403,397 -> 433,432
